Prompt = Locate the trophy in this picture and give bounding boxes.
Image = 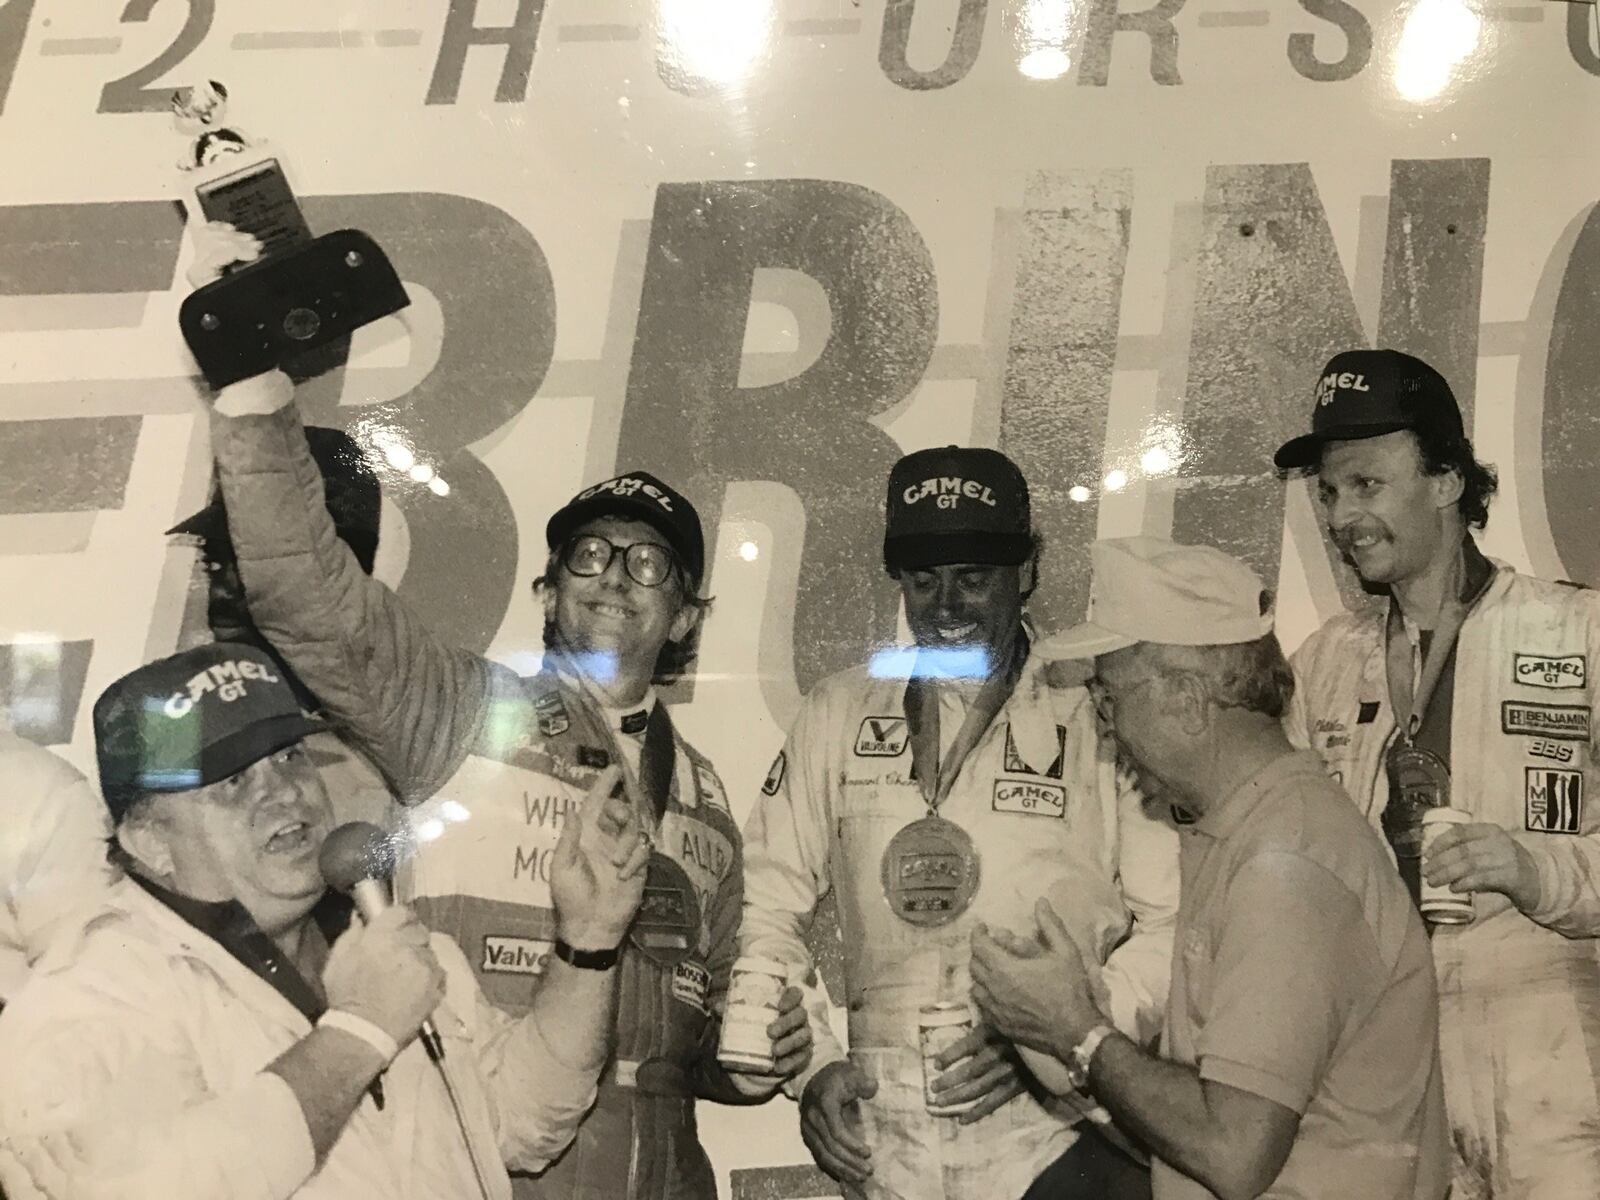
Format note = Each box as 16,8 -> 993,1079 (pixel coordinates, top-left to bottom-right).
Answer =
172,82 -> 409,389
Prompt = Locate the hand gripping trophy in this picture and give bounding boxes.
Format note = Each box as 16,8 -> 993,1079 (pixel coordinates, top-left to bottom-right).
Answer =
173,81 -> 410,388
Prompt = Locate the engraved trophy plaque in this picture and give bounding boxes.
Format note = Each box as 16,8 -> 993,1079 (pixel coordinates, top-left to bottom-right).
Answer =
173,82 -> 410,389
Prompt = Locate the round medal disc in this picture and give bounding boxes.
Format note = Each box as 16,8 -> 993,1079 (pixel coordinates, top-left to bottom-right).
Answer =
881,816 -> 980,928
627,851 -> 702,966
1383,744 -> 1451,857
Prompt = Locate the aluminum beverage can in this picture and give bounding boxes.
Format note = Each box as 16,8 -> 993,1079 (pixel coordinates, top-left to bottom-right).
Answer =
1420,807 -> 1474,926
920,1001 -> 977,1116
716,956 -> 787,1072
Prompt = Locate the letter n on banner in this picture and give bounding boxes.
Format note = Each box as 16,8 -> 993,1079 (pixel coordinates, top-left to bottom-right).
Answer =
1172,159 -> 1487,620
617,181 -> 937,710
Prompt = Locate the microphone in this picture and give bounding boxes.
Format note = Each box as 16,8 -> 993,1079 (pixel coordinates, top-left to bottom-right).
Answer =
319,821 -> 445,1062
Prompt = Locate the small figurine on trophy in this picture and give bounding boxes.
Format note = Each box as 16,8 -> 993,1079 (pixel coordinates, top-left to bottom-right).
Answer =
172,81 -> 409,390
172,80 -> 311,256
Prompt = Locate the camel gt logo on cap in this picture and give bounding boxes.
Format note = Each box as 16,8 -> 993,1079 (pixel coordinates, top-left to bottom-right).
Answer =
162,659 -> 280,719
580,476 -> 674,510
855,717 -> 909,757
901,477 -> 998,511
1514,654 -> 1586,690
1315,371 -> 1370,407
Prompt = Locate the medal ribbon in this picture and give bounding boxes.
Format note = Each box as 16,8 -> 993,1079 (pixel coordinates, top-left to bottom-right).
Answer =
1381,540 -> 1492,746
553,654 -> 676,824
904,629 -> 1028,816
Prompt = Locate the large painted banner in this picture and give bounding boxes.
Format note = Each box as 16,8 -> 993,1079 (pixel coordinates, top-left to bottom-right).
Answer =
2,0 -> 1599,1192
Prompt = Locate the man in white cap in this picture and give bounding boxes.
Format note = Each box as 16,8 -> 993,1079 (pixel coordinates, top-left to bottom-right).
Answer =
972,537 -> 1448,1200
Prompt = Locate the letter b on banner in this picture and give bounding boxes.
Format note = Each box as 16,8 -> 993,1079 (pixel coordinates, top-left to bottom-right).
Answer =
617,181 -> 937,709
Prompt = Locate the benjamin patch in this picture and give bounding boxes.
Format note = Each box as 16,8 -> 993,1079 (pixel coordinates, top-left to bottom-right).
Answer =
482,935 -> 552,976
671,961 -> 711,1014
1526,767 -> 1583,834
1514,653 -> 1587,690
992,779 -> 1066,817
1502,701 -> 1590,742
855,716 -> 909,757
762,751 -> 787,796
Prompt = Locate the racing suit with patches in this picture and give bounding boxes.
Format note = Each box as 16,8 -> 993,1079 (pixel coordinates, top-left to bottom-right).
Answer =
208,398 -> 743,1200
1287,564 -> 1600,1198
740,651 -> 1180,1200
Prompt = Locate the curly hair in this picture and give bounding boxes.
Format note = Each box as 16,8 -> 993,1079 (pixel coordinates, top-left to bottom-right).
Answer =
1411,425 -> 1499,531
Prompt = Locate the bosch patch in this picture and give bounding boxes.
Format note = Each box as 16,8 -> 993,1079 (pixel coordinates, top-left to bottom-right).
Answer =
992,779 -> 1066,817
1514,653 -> 1587,690
761,752 -> 786,796
671,961 -> 711,1014
855,716 -> 909,757
1526,767 -> 1583,834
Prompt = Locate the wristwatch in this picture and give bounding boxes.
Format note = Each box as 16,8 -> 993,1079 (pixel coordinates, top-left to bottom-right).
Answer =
553,937 -> 622,971
1065,1023 -> 1115,1091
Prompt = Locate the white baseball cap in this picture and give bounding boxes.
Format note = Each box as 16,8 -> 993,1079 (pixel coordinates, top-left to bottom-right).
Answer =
1040,537 -> 1275,660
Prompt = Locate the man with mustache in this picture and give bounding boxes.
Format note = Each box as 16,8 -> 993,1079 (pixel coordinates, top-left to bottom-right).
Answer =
739,446 -> 1179,1199
183,223 -> 812,1200
1277,349 -> 1600,1197
0,641 -> 646,1199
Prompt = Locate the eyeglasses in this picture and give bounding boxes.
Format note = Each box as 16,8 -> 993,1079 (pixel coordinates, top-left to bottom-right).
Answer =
1085,672 -> 1162,727
561,534 -> 677,588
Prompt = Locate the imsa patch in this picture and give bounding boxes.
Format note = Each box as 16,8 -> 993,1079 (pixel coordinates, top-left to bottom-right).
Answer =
1526,767 -> 1583,834
855,716 -> 909,757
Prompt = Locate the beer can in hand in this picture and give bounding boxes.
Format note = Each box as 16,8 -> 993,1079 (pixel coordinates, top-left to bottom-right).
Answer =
920,1001 -> 978,1116
717,956 -> 788,1072
1420,807 -> 1474,926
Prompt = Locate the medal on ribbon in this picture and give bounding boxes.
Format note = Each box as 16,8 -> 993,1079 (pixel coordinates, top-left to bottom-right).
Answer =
880,815 -> 980,927
628,852 -> 702,965
1383,743 -> 1451,859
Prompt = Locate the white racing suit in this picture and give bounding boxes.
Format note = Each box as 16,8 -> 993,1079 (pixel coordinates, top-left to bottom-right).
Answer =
209,396 -> 743,1200
1287,564 -> 1600,1198
741,651 -> 1180,1199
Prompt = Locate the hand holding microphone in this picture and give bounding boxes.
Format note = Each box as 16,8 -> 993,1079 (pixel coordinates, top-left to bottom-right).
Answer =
320,823 -> 446,1061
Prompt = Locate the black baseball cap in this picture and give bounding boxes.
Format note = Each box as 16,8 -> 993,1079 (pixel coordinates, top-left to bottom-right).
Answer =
94,642 -> 326,821
167,427 -> 381,573
884,446 -> 1032,570
545,471 -> 705,585
1274,349 -> 1464,471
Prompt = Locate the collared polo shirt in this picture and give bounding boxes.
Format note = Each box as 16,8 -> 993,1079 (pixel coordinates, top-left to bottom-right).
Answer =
1153,750 -> 1449,1200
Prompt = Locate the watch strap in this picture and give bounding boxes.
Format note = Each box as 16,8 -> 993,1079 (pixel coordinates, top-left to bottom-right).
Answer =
553,937 -> 621,970
1067,1023 -> 1116,1090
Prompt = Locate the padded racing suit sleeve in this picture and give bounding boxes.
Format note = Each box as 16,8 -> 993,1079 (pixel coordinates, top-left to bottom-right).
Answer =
208,371 -> 496,805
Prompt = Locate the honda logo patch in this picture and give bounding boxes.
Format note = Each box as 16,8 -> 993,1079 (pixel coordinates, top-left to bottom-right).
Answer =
855,716 -> 909,757
1526,768 -> 1583,834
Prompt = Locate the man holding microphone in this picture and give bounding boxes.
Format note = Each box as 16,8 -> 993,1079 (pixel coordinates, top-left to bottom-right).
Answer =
0,642 -> 647,1199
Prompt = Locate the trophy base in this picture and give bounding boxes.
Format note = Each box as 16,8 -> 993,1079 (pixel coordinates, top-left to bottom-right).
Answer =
180,229 -> 409,389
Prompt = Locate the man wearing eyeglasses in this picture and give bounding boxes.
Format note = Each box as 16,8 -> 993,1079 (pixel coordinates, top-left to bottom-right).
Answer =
184,224 -> 812,1200
738,446 -> 1179,1200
